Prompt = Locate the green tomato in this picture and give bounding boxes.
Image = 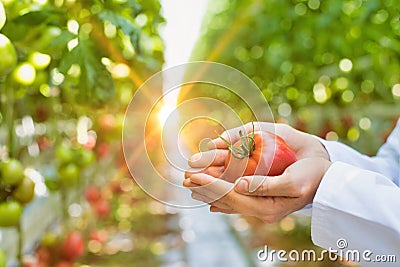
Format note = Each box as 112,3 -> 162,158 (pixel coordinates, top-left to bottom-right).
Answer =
0,1 -> 5,31
0,248 -> 6,267
41,232 -> 58,247
44,176 -> 60,192
58,163 -> 80,187
13,176 -> 35,204
77,148 -> 95,167
0,34 -> 17,77
0,201 -> 22,227
56,145 -> 75,164
1,158 -> 24,186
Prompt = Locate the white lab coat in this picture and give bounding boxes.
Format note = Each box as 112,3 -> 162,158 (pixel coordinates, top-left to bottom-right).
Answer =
310,119 -> 400,266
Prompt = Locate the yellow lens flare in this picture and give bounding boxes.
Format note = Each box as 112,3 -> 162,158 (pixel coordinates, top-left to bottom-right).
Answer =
13,63 -> 36,86
157,103 -> 176,127
0,1 -> 6,30
29,52 -> 51,70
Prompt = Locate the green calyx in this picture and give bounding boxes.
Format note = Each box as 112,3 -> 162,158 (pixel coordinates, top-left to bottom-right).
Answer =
219,122 -> 256,159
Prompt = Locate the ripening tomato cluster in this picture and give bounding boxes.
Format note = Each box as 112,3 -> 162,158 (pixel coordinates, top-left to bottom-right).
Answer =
31,231 -> 85,267
85,185 -> 111,219
48,144 -> 95,190
0,158 -> 35,227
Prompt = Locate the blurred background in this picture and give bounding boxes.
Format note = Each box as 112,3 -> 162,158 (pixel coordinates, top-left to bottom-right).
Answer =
0,0 -> 399,267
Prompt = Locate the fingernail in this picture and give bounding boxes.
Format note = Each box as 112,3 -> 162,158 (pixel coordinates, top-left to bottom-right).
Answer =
189,153 -> 201,162
235,179 -> 249,193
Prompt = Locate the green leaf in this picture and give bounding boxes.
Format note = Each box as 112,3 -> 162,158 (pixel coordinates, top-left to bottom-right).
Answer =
98,10 -> 140,50
49,30 -> 75,48
127,0 -> 142,13
59,39 -> 115,105
12,8 -> 65,26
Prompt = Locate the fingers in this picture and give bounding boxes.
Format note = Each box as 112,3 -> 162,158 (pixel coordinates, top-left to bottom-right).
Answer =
210,206 -> 235,214
234,174 -> 293,197
185,166 -> 225,179
191,192 -> 231,210
189,173 -> 233,194
183,172 -> 231,196
183,179 -> 200,188
188,149 -> 228,168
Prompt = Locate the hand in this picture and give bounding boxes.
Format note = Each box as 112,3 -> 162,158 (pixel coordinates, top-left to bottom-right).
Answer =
185,122 -> 329,181
209,122 -> 329,160
183,157 -> 332,223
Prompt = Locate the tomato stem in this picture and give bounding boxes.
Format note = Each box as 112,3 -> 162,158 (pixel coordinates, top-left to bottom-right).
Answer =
219,122 -> 256,159
17,218 -> 23,267
0,75 -> 16,158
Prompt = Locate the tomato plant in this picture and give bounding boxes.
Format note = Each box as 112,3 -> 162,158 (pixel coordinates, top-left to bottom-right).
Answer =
0,201 -> 22,227
221,125 -> 296,183
0,0 -> 167,265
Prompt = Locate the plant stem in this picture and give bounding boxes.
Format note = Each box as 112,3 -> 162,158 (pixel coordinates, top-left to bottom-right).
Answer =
60,186 -> 68,233
17,218 -> 23,267
0,76 -> 4,111
1,75 -> 16,158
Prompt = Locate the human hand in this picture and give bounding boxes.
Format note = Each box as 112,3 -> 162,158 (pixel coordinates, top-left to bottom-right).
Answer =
209,122 -> 329,160
185,122 -> 329,182
183,157 -> 332,222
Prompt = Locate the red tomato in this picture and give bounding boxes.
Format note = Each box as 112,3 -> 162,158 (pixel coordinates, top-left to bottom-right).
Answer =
84,186 -> 101,204
54,261 -> 73,267
222,129 -> 296,183
89,230 -> 108,243
22,261 -> 43,267
94,199 -> 111,219
96,142 -> 110,159
60,231 -> 85,261
109,180 -> 123,194
98,114 -> 116,133
35,246 -> 51,265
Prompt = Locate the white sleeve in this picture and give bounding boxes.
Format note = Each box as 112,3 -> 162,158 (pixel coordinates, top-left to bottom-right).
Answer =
311,162 -> 400,266
318,119 -> 400,185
